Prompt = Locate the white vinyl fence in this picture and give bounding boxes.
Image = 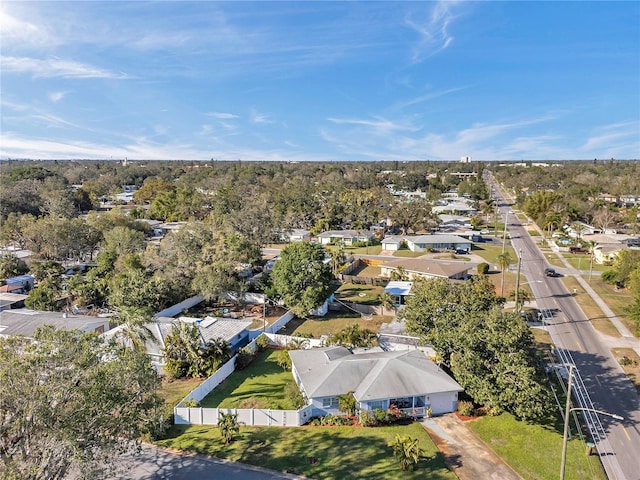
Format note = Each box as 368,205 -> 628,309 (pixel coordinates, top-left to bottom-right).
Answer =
174,405 -> 314,427
176,309 -> 320,427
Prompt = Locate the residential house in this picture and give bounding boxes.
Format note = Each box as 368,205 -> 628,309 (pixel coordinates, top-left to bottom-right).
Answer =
0,293 -> 27,311
437,214 -> 472,229
381,236 -> 403,251
384,281 -> 413,307
623,237 -> 640,249
317,229 -> 376,246
0,309 -> 110,339
593,244 -> 625,265
289,347 -> 463,417
3,275 -> 35,294
280,229 -> 311,243
432,203 -> 477,215
404,234 -> 471,253
105,316 -> 253,369
380,258 -> 470,281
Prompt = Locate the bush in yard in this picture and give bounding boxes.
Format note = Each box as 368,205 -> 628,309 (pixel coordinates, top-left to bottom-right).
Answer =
358,410 -> 377,427
388,435 -> 424,471
457,400 -> 475,416
218,412 -> 240,444
284,380 -> 306,409
234,346 -> 255,370
276,349 -> 292,370
255,334 -> 270,352
477,262 -> 490,275
337,391 -> 358,416
374,408 -> 390,425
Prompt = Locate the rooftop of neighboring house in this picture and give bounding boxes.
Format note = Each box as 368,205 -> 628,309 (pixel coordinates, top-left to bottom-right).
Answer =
382,259 -> 470,278
0,309 -> 109,338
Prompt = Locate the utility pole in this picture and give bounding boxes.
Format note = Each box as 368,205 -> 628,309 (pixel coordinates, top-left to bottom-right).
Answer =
501,211 -> 509,255
514,249 -> 522,312
560,364 -> 574,480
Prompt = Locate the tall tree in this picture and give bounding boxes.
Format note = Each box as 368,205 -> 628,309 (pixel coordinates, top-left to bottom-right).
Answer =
0,327 -> 162,479
496,251 -> 513,298
270,242 -> 333,317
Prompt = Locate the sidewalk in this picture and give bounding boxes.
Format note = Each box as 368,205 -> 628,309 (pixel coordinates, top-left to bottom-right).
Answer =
422,414 -> 522,480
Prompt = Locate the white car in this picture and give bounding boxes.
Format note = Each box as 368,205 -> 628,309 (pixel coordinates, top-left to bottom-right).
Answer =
480,230 -> 490,234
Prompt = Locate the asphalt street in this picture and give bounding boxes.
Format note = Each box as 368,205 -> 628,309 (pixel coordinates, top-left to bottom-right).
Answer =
487,172 -> 640,480
106,445 -> 303,480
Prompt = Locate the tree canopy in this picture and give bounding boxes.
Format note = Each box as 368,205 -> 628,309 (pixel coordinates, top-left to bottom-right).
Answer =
400,276 -> 551,420
0,327 -> 162,479
269,242 -> 333,317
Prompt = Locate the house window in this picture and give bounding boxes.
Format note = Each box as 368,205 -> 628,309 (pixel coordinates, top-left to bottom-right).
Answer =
322,397 -> 339,408
367,400 -> 386,411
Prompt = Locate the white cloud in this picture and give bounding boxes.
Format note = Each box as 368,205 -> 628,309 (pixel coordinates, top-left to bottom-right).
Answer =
579,121 -> 640,158
1,56 -> 131,79
205,112 -> 240,119
395,86 -> 468,109
0,9 -> 55,49
328,116 -> 418,134
405,1 -> 462,63
48,91 -> 68,103
250,109 -> 274,124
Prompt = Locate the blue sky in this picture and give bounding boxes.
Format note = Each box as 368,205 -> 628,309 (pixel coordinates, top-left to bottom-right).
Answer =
1,1 -> 639,161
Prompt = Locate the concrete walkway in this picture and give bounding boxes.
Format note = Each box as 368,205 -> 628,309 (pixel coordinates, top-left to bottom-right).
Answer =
422,414 -> 522,480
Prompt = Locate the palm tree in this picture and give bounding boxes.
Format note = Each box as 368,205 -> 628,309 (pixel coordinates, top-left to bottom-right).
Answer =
584,240 -> 597,281
390,266 -> 408,281
388,435 -> 423,471
218,412 -> 240,444
378,291 -> 396,314
496,252 -> 513,298
115,306 -> 155,353
201,337 -> 231,376
329,247 -> 346,275
337,391 -> 358,416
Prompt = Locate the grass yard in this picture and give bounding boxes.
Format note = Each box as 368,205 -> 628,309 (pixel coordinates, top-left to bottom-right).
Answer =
471,243 -> 518,266
433,254 -> 472,262
158,377 -> 204,409
156,422 -> 455,480
558,276 -> 619,337
279,312 -> 393,338
200,349 -> 294,409
586,279 -> 636,336
334,283 -> 384,305
324,244 -> 383,255
468,414 -> 606,480
611,348 -> 640,394
563,254 -> 607,272
392,249 -> 424,258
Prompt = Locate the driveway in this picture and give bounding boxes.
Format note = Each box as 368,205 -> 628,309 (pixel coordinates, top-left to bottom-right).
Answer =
422,414 -> 522,480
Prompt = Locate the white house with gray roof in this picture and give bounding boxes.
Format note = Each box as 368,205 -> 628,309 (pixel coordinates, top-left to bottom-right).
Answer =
0,309 -> 109,339
405,234 -> 471,253
289,347 -> 463,418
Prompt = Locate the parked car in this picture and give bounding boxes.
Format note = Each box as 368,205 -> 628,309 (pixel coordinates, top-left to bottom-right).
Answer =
455,249 -> 469,255
544,267 -> 559,277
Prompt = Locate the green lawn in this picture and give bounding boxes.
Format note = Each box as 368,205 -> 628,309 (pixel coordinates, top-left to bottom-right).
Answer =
562,254 -> 607,272
158,377 -> 204,408
334,283 -> 384,305
156,422 -> 455,480
392,249 -> 424,258
200,349 -> 294,409
587,278 -> 636,336
471,243 -> 518,265
279,312 -> 393,338
324,244 -> 383,255
558,276 -> 619,337
468,414 -> 606,480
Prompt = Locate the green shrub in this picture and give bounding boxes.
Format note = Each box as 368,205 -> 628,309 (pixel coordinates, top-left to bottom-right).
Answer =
373,408 -> 389,425
477,262 -> 490,275
235,346 -> 255,370
458,400 -> 474,416
358,410 -> 376,427
255,334 -> 270,352
284,380 -> 306,409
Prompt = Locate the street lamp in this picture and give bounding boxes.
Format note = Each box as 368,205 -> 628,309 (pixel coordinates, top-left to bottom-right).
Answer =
560,364 -> 624,480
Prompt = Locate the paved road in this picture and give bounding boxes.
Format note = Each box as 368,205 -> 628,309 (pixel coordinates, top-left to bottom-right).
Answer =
107,445 -> 303,480
486,172 -> 640,480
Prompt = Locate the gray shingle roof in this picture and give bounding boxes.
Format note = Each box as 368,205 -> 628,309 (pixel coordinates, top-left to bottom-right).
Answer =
290,347 -> 462,401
